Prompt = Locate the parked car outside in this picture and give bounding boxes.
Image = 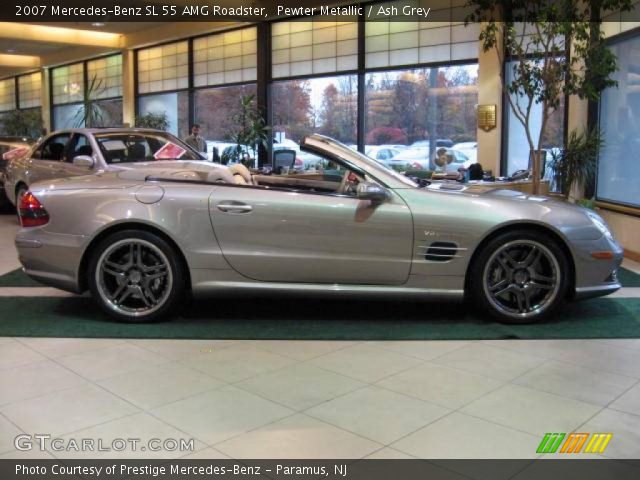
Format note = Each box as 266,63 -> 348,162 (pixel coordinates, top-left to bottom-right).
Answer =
391,147 -> 471,172
411,138 -> 454,148
5,128 -> 209,208
365,145 -> 402,167
0,136 -> 35,207
15,134 -> 622,324
453,142 -> 478,164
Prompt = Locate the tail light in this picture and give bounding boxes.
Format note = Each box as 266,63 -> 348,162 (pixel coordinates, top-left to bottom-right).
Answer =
19,192 -> 49,228
295,157 -> 303,168
412,162 -> 423,169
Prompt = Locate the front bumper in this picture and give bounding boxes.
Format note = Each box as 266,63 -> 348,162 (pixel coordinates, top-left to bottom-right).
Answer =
572,234 -> 624,300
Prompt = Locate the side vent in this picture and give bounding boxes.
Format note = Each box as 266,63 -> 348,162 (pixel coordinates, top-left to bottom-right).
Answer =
425,242 -> 459,262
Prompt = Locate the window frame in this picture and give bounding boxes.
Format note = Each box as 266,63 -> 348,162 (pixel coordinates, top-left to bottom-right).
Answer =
49,53 -> 124,130
594,25 -> 640,213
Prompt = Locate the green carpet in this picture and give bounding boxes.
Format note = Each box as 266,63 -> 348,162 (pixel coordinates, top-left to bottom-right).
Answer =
0,268 -> 42,287
618,267 -> 640,287
2,267 -> 640,287
0,296 -> 638,340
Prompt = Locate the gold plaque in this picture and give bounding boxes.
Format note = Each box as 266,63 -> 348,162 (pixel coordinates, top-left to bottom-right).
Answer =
477,104 -> 497,132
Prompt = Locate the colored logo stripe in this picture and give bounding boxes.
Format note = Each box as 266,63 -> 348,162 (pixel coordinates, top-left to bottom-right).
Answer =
536,433 -> 565,453
560,433 -> 589,453
538,433 -> 613,454
584,433 -> 613,454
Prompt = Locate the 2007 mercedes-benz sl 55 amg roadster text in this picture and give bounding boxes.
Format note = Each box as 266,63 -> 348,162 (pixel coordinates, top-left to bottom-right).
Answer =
14,134 -> 622,323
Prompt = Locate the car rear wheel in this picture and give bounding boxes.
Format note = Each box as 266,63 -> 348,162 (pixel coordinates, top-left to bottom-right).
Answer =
469,230 -> 570,324
88,230 -> 186,322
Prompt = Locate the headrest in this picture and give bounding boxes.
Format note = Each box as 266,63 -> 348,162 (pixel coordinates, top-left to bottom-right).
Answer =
206,169 -> 235,184
228,163 -> 252,184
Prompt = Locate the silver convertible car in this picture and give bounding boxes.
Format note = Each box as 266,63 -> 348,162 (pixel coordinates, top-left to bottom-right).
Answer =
4,128 -> 204,208
15,135 -> 622,323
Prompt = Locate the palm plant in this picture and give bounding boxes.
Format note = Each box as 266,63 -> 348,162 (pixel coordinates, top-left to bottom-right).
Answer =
135,112 -> 170,131
74,75 -> 106,128
226,94 -> 270,167
549,129 -> 602,201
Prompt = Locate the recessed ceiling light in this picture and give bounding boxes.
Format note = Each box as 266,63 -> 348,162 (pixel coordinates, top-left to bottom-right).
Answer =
91,22 -> 106,27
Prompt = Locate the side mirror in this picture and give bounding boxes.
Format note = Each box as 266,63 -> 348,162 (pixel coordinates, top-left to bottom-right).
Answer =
356,182 -> 388,203
72,155 -> 94,169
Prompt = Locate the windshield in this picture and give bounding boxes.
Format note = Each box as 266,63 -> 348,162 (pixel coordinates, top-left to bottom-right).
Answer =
307,137 -> 418,188
94,132 -> 201,164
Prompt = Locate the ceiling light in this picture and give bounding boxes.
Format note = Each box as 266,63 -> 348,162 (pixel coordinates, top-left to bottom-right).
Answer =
91,22 -> 106,27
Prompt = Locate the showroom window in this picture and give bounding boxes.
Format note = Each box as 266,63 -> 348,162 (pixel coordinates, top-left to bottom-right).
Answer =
0,78 -> 16,135
271,16 -> 360,163
503,59 -> 566,178
18,72 -> 41,109
137,41 -> 189,138
272,75 -> 358,150
365,64 -> 478,169
51,62 -> 84,105
193,27 -> 257,86
596,32 -> 640,208
0,78 -> 16,113
271,20 -> 358,78
364,1 -> 479,68
51,55 -> 123,129
137,41 -> 189,94
138,91 -> 189,139
190,27 -> 258,158
87,55 -> 123,99
194,84 -> 257,154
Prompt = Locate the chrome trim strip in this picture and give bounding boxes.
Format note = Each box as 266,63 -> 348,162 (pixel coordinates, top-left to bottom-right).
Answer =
192,281 -> 464,298
15,238 -> 42,248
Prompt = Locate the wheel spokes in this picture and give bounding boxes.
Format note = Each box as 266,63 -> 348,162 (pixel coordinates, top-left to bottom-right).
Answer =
99,240 -> 172,314
485,240 -> 560,317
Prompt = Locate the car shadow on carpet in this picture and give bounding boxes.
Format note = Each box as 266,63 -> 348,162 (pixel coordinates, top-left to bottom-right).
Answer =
1,294 -> 639,340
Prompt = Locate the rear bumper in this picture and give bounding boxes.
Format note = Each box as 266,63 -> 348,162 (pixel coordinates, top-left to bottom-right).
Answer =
15,229 -> 85,294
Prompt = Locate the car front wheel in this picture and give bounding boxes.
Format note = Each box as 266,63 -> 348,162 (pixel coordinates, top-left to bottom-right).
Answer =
469,230 -> 570,324
88,230 -> 186,322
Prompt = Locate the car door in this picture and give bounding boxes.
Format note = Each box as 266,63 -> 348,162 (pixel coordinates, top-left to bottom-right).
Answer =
209,163 -> 414,285
26,133 -> 72,184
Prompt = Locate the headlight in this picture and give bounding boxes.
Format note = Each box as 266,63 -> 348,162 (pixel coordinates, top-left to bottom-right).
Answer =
586,211 -> 614,240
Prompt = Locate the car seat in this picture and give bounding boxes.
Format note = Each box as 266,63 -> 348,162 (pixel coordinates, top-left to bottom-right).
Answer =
128,143 -> 146,161
48,143 -> 65,161
74,145 -> 93,157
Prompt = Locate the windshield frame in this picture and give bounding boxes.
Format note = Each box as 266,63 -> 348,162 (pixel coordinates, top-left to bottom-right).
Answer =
301,136 -> 418,188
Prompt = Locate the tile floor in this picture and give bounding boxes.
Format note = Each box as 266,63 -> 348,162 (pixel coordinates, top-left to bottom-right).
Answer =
0,214 -> 640,460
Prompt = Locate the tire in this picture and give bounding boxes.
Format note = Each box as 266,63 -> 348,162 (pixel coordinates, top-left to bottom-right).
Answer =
15,184 -> 28,222
87,229 -> 186,323
468,229 -> 570,324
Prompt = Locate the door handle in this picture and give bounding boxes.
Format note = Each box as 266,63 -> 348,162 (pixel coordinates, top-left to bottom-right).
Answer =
216,202 -> 253,213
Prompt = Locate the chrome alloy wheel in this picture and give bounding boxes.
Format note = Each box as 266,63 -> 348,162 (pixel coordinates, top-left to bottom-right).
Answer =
482,239 -> 561,319
95,238 -> 173,317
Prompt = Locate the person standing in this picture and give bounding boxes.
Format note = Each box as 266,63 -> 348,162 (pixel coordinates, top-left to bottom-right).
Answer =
183,124 -> 207,154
